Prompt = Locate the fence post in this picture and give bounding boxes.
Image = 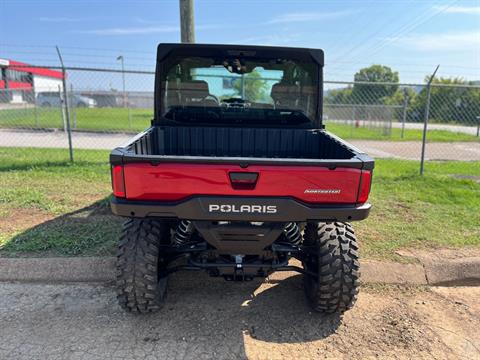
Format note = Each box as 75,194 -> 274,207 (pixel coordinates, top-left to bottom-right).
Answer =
70,84 -> 77,129
128,107 -> 132,130
401,88 -> 408,139
420,65 -> 439,175
476,116 -> 480,137
388,109 -> 392,137
32,83 -> 39,128
56,46 -> 74,163
34,101 -> 39,127
58,85 -> 66,131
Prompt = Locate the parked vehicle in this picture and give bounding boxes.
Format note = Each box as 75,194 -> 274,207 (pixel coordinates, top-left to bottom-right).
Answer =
110,44 -> 374,314
36,92 -> 97,108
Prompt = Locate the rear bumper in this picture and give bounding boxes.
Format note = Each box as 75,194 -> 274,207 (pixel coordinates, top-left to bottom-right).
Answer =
110,196 -> 371,222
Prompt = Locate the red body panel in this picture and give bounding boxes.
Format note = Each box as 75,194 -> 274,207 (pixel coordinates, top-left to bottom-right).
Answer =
123,163 -> 364,204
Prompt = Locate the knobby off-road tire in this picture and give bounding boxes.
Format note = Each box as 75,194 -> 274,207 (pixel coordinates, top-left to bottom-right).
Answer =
116,218 -> 172,313
303,222 -> 360,314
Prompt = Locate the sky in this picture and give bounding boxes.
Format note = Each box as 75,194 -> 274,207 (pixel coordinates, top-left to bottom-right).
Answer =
1,0 -> 479,86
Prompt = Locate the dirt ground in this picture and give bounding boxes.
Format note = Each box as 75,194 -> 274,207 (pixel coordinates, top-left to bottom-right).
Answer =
0,272 -> 478,360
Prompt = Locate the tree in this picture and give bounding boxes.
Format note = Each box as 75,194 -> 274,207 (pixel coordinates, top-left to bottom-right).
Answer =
352,65 -> 399,104
383,87 -> 416,106
410,77 -> 480,124
383,87 -> 417,122
233,70 -> 268,102
324,87 -> 353,105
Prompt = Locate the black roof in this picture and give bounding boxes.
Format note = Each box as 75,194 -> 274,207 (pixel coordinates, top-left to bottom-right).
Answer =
156,43 -> 324,66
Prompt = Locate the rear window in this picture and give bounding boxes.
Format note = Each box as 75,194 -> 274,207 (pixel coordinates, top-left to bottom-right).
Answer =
160,55 -> 319,126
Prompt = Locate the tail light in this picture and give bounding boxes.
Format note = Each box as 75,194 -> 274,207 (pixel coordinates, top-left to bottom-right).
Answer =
357,170 -> 372,204
112,165 -> 126,198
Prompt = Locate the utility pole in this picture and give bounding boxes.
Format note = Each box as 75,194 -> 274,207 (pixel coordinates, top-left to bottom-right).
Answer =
117,55 -> 126,108
179,0 -> 195,43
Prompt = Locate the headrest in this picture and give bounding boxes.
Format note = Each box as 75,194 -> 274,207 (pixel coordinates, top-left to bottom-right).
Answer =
177,80 -> 210,99
271,83 -> 300,105
271,83 -> 299,97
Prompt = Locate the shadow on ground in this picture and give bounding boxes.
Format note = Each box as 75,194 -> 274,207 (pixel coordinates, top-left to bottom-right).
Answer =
0,159 -> 99,172
2,280 -> 479,359
141,271 -> 341,346
1,198 -> 122,256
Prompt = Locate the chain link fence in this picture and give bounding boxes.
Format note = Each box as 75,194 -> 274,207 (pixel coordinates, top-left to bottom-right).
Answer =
0,65 -> 479,167
324,80 -> 480,163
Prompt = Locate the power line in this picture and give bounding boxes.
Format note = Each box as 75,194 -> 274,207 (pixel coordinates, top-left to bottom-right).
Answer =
323,5 -> 383,56
356,0 -> 459,62
327,1 -> 419,62
328,0 -> 456,72
328,60 -> 480,70
0,44 -> 153,54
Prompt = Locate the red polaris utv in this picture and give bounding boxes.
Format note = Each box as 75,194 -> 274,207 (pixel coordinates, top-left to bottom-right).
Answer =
110,43 -> 373,314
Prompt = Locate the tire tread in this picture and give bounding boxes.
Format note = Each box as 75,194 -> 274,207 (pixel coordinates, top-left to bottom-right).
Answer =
116,218 -> 169,313
304,221 -> 360,313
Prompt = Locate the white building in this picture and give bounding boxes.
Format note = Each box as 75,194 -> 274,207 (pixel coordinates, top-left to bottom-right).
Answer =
0,58 -> 64,104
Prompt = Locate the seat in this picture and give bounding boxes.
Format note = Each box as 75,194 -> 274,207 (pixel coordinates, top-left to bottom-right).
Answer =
180,80 -> 210,102
168,80 -> 218,108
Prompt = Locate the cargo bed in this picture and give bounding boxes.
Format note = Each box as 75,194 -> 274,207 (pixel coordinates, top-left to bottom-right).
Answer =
111,126 -> 373,169
110,125 -> 373,218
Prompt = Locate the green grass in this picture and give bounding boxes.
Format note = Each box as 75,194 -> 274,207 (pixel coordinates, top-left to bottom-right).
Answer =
325,121 -> 479,142
0,107 -> 152,133
357,159 -> 480,260
1,107 -> 478,141
0,147 -> 479,258
0,148 -> 121,256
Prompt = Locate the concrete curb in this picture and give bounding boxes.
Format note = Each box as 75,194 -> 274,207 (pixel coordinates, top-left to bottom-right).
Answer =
0,256 -> 478,285
422,257 -> 480,286
361,260 -> 427,285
